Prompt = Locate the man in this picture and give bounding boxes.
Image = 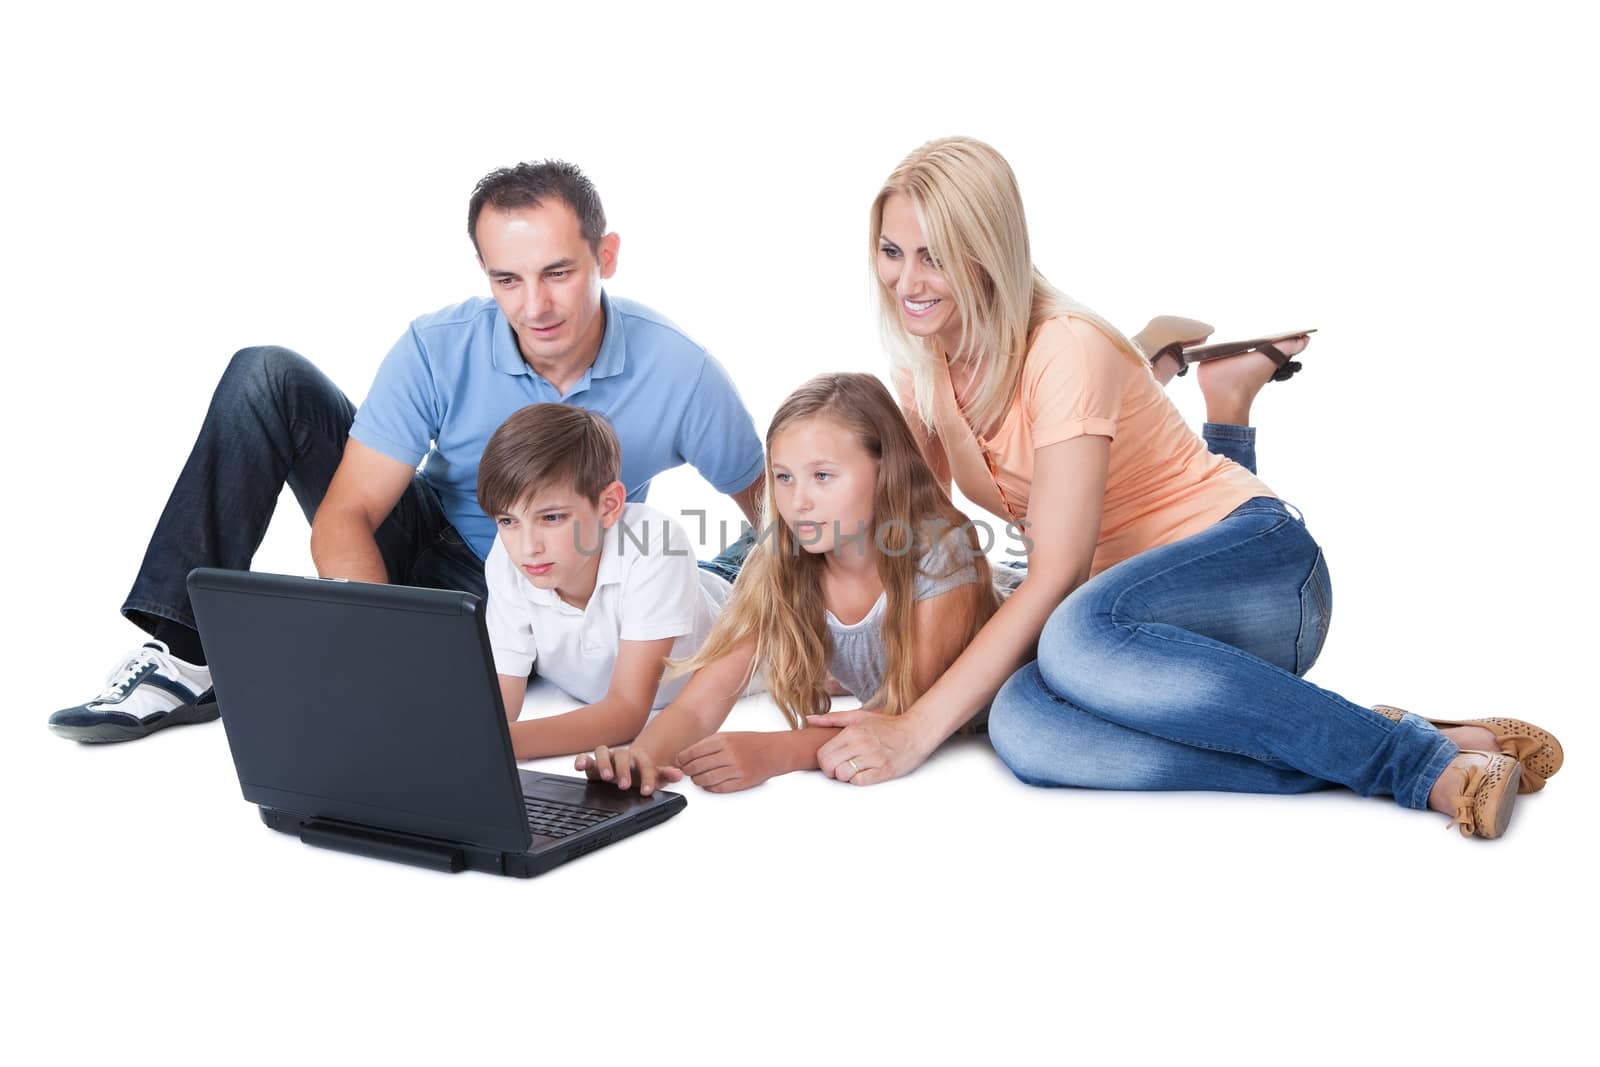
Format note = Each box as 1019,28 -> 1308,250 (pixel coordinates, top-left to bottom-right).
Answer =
50,160 -> 765,743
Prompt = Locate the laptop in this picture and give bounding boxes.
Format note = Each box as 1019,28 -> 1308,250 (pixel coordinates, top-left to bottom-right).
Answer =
186,568 -> 686,877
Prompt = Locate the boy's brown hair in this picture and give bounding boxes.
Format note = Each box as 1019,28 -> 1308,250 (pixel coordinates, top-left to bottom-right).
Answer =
476,403 -> 623,516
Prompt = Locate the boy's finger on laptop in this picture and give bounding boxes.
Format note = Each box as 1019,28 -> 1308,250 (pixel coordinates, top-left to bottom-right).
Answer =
636,756 -> 681,795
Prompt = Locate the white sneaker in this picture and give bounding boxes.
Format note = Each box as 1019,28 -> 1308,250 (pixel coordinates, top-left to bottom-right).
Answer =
48,641 -> 216,743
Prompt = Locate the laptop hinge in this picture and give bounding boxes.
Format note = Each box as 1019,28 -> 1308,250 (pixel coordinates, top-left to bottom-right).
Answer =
299,819 -> 467,873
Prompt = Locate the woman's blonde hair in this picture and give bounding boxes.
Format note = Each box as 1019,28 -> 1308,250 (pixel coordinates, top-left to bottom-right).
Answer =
870,136 -> 1145,436
676,373 -> 998,727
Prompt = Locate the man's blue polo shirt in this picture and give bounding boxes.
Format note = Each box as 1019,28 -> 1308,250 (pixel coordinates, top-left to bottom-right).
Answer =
350,290 -> 765,560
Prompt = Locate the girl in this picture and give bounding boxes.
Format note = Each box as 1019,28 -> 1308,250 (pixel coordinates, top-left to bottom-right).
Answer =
808,136 -> 1562,839
575,372 -> 1006,794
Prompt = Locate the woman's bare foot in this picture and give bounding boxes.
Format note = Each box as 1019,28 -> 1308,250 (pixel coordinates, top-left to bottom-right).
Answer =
1195,334 -> 1312,426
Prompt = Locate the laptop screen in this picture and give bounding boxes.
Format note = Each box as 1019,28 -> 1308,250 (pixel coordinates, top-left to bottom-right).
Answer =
188,571 -> 531,853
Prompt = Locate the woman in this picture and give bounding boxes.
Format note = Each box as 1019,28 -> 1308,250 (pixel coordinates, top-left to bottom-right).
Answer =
808,136 -> 1562,839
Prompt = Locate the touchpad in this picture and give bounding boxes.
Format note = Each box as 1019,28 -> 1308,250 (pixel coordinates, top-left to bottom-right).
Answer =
523,772 -> 636,811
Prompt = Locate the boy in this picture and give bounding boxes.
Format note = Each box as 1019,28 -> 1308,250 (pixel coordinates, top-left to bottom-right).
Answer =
477,403 -> 735,759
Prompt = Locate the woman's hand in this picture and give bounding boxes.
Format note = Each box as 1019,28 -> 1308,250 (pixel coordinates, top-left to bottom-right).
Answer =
677,732 -> 780,793
574,744 -> 682,796
807,709 -> 936,785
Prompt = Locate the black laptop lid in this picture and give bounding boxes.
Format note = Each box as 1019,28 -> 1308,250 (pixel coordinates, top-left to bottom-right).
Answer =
187,570 -> 531,853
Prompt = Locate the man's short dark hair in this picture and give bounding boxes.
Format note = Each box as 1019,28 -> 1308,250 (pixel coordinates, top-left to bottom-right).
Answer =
467,160 -> 607,256
477,403 -> 623,517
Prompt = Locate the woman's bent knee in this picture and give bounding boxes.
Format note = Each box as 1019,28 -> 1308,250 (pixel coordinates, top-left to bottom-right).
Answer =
989,663 -> 1078,787
1034,591 -> 1125,710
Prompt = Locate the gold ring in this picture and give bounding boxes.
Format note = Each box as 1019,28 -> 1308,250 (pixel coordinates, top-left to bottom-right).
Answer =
848,758 -> 861,775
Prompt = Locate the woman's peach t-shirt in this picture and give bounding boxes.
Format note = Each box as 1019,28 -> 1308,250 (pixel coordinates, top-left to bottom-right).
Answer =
909,315 -> 1274,577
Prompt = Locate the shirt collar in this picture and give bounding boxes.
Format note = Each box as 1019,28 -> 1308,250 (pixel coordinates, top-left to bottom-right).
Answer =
589,290 -> 627,380
492,289 -> 627,386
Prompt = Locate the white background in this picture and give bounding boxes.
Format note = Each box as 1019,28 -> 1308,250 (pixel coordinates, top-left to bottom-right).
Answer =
6,2 -> 1596,1063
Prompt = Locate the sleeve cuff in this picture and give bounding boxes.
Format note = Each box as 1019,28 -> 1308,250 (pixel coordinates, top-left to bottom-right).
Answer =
619,618 -> 694,643
1033,417 -> 1116,450
491,649 -> 536,678
711,451 -> 767,496
349,422 -> 427,468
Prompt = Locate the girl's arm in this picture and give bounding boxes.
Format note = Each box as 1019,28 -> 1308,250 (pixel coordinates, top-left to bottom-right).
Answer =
813,435 -> 1110,784
574,635 -> 757,795
682,577 -> 986,792
675,727 -> 836,792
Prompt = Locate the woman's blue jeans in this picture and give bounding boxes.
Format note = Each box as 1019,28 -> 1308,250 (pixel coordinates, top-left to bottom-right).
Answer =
988,431 -> 1457,810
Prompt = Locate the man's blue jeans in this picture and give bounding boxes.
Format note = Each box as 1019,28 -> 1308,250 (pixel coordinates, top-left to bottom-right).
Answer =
987,490 -> 1456,810
121,347 -> 485,663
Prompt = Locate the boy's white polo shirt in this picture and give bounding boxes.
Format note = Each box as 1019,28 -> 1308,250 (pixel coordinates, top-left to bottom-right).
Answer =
483,502 -> 731,712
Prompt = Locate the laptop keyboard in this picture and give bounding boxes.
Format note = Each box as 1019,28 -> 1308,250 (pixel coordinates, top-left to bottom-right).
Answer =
524,797 -> 618,839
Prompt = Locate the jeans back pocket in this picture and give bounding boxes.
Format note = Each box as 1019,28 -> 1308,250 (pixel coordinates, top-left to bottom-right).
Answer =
1294,549 -> 1333,675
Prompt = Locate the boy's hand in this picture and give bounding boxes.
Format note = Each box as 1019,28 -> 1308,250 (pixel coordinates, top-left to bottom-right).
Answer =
677,732 -> 779,793
575,744 -> 682,796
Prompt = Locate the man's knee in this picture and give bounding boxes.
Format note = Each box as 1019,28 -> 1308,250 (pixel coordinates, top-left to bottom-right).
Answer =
216,345 -> 311,403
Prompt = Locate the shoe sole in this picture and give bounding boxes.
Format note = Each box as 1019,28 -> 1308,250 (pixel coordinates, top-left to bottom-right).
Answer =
1488,760 -> 1522,839
48,701 -> 220,744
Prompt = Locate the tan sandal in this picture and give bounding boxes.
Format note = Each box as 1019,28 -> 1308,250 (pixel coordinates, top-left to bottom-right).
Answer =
1371,704 -> 1562,793
1440,751 -> 1521,839
1132,315 -> 1214,376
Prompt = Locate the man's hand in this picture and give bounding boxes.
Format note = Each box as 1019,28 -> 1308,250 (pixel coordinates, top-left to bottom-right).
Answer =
309,439 -> 416,582
730,474 -> 764,529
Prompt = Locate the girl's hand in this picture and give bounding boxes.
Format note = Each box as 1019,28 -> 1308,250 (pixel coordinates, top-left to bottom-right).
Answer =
807,709 -> 934,786
677,732 -> 779,793
574,744 -> 682,796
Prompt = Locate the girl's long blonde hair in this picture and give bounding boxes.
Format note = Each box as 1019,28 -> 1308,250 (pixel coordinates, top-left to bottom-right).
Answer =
677,373 -> 998,728
871,136 -> 1147,437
